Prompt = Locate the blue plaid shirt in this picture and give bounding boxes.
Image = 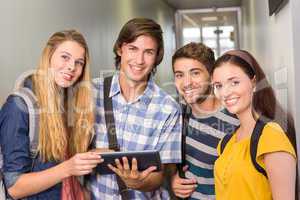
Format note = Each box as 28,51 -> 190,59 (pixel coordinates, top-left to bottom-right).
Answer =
89,73 -> 182,200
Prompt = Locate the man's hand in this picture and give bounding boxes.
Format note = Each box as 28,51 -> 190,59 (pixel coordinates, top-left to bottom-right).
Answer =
107,156 -> 157,189
171,165 -> 197,198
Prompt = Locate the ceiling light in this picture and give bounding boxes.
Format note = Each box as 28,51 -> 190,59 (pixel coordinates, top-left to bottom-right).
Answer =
201,16 -> 218,21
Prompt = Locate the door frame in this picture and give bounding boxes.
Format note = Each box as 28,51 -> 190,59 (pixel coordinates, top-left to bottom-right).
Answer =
174,7 -> 242,53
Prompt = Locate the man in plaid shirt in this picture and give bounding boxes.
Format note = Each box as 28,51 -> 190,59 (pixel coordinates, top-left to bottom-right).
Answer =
88,18 -> 182,199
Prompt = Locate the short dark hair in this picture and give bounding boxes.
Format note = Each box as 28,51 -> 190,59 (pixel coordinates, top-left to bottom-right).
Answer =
172,42 -> 215,74
113,18 -> 164,74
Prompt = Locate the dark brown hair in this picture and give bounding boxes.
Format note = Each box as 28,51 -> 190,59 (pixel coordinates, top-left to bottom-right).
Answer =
213,50 -> 297,152
172,42 -> 215,74
113,18 -> 164,74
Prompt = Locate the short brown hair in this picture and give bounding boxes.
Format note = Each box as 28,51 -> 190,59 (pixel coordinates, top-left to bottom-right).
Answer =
113,18 -> 164,74
172,42 -> 215,74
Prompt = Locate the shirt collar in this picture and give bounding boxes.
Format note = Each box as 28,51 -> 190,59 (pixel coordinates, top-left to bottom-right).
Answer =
109,72 -> 154,105
109,72 -> 121,98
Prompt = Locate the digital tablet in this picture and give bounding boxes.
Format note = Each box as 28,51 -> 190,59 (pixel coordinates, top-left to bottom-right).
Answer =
95,150 -> 161,175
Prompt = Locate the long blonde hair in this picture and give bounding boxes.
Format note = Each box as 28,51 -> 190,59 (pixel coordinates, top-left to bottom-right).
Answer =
33,30 -> 94,162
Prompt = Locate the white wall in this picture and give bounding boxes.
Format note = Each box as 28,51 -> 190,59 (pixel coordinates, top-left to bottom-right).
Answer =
290,0 -> 300,177
241,0 -> 295,125
0,0 -> 176,105
241,0 -> 300,182
241,0 -> 294,91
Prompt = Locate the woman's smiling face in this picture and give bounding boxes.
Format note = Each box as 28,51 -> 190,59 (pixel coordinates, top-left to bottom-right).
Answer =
50,40 -> 85,88
212,63 -> 255,116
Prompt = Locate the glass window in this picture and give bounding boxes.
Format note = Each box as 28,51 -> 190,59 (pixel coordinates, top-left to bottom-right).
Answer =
219,26 -> 234,38
182,27 -> 201,45
203,39 -> 217,49
220,38 -> 234,48
202,26 -> 217,39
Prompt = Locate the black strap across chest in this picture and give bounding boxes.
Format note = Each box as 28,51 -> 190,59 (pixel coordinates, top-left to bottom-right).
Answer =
103,76 -> 129,199
220,118 -> 268,178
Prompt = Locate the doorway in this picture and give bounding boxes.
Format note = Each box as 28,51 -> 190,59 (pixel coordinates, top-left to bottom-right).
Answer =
175,7 -> 241,57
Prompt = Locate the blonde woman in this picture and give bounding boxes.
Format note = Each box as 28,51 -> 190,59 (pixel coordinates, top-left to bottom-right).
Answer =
0,30 -> 103,199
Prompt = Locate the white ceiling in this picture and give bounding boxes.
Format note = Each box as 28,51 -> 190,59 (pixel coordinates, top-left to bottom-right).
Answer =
163,0 -> 241,10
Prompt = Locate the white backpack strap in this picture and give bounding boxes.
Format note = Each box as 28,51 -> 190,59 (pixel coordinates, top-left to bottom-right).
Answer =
13,70 -> 36,91
0,178 -> 5,200
12,88 -> 39,158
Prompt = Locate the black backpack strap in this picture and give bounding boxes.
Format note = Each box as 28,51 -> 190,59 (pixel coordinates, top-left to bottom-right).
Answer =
250,118 -> 267,178
181,104 -> 189,164
103,76 -> 129,199
220,134 -> 234,154
103,76 -> 120,151
174,104 -> 190,200
177,104 -> 190,179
